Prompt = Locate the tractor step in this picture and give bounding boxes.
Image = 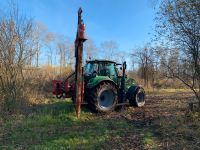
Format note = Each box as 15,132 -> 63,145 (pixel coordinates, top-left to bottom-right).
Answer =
116,102 -> 130,106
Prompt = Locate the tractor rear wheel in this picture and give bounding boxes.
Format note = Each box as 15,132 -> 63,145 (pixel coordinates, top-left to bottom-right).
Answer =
88,82 -> 118,113
130,87 -> 145,107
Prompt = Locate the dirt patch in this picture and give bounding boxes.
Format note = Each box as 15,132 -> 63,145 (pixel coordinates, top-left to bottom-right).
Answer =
99,91 -> 197,150
97,92 -> 194,122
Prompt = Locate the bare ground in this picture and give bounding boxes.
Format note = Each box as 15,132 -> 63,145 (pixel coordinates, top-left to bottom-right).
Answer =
100,91 -> 198,150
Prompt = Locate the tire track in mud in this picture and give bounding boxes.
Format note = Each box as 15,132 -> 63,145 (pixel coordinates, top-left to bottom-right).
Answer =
97,92 -> 194,122
101,92 -> 195,150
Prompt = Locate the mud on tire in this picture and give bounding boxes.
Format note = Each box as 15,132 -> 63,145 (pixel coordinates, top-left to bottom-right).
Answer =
87,82 -> 118,113
130,87 -> 145,107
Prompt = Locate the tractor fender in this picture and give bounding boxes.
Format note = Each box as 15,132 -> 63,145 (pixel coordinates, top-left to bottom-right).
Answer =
126,85 -> 140,100
86,76 -> 117,89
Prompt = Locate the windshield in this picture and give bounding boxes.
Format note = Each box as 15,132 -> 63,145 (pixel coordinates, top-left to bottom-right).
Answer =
101,63 -> 117,76
84,62 -> 98,75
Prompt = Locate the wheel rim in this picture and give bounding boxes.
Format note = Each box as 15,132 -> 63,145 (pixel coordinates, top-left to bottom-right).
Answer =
98,90 -> 115,109
136,90 -> 145,103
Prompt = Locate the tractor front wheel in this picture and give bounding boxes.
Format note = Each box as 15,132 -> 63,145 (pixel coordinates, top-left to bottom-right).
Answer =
130,87 -> 145,107
88,82 -> 118,113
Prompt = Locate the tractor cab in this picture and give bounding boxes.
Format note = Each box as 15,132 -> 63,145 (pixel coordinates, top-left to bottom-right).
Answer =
84,60 -> 119,83
83,59 -> 145,112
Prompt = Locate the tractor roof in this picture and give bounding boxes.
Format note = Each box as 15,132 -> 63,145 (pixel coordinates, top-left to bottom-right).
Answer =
86,59 -> 121,65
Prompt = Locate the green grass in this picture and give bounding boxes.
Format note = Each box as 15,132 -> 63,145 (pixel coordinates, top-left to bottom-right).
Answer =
141,132 -> 157,149
1,98 -> 200,149
0,99 -> 140,149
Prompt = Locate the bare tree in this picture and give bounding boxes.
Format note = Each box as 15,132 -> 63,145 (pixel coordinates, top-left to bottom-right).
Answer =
32,22 -> 47,67
132,46 -> 156,87
155,0 -> 200,107
44,32 -> 55,66
56,35 -> 74,74
84,38 -> 96,60
0,3 -> 37,112
117,50 -> 128,64
100,40 -> 118,60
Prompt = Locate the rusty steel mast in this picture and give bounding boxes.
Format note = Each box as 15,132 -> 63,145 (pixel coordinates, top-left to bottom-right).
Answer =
75,8 -> 86,118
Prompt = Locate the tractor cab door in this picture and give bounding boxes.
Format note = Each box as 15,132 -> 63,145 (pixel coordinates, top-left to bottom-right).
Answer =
98,63 -> 118,83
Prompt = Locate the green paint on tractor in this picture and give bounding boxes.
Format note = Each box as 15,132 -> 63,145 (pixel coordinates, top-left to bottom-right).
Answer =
53,59 -> 145,113
86,76 -> 115,88
83,59 -> 145,112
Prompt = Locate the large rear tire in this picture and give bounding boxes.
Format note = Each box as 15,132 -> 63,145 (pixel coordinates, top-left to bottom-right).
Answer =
88,82 -> 118,113
130,87 -> 145,107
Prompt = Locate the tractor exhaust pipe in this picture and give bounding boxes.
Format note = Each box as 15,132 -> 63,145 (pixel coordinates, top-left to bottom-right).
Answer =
121,61 -> 126,103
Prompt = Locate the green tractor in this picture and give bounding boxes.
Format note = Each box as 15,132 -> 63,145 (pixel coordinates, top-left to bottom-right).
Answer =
84,59 -> 145,112
52,8 -> 145,114
53,59 -> 145,113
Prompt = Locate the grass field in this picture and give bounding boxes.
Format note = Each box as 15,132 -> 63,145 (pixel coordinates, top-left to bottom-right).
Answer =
1,91 -> 200,150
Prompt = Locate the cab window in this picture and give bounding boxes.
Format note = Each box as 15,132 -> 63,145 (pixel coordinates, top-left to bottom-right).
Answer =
104,63 -> 117,77
84,62 -> 98,75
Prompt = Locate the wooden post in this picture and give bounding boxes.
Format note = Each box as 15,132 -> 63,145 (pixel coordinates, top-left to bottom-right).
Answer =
75,8 -> 86,118
75,42 -> 83,118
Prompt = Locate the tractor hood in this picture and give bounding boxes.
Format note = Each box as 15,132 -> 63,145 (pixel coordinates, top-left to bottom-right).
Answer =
85,75 -> 138,90
86,76 -> 116,88
125,77 -> 138,91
